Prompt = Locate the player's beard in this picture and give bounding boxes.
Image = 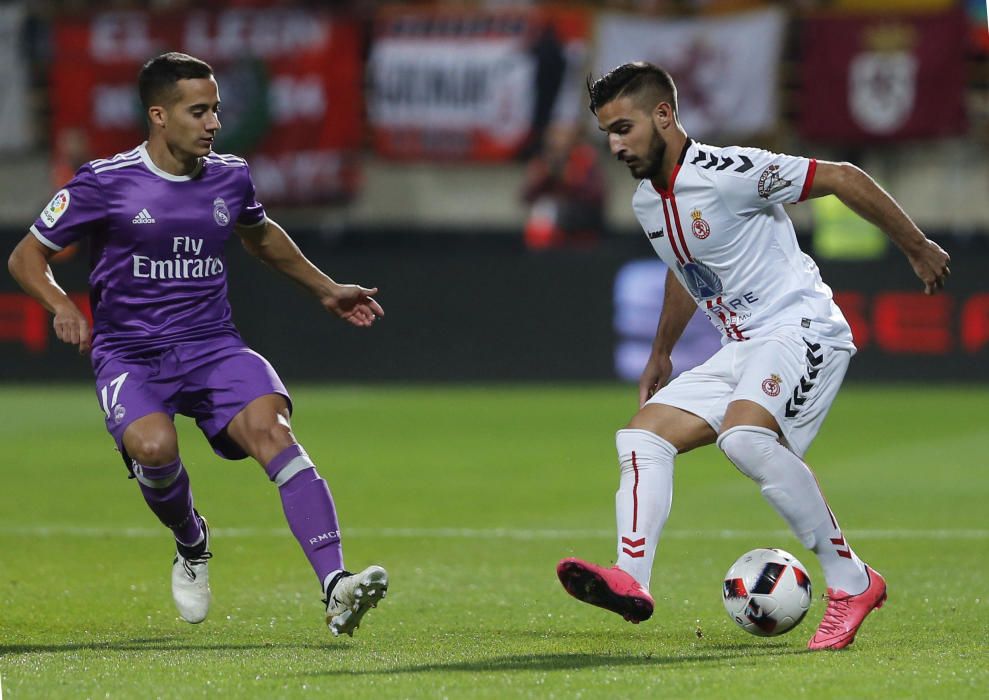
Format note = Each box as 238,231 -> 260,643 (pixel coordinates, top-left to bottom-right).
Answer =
628,124 -> 666,180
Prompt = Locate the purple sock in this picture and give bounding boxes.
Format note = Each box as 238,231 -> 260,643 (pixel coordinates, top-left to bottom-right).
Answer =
266,445 -> 344,587
135,459 -> 203,546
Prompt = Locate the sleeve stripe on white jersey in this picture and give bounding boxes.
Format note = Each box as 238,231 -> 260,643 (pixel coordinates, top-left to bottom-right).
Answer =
93,158 -> 142,174
797,159 -> 818,202
30,224 -> 63,251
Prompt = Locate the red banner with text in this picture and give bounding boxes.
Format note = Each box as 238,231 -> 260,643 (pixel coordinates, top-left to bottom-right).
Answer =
50,9 -> 364,204
799,8 -> 967,142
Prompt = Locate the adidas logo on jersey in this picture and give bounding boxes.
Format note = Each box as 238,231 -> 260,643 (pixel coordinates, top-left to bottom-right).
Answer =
132,208 -> 156,224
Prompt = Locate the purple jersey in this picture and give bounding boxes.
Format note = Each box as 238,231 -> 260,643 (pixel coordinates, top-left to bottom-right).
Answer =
31,143 -> 266,369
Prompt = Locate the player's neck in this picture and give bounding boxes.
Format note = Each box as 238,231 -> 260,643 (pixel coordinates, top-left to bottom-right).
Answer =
145,139 -> 201,177
651,129 -> 688,193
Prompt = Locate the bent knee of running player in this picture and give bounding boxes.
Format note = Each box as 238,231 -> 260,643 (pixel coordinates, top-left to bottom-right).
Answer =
226,393 -> 296,464
625,403 -> 716,453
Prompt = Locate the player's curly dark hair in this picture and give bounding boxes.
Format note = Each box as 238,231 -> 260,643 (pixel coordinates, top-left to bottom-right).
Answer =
138,52 -> 214,110
587,62 -> 678,117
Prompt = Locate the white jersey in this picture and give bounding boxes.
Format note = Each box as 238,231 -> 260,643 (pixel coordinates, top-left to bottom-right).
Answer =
632,139 -> 854,348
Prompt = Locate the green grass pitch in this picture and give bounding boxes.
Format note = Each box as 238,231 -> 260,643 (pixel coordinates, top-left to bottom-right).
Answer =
1,384 -> 986,698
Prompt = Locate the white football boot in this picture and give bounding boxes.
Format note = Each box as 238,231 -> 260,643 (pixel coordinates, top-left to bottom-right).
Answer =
171,514 -> 212,623
324,565 -> 388,637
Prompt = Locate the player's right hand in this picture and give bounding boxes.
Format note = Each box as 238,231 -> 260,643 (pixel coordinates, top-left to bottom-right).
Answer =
908,238 -> 951,295
320,283 -> 384,328
52,302 -> 91,354
638,353 -> 673,407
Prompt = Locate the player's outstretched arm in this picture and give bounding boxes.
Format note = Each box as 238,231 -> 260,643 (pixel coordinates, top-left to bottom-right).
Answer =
8,234 -> 91,353
639,269 -> 697,406
809,161 -> 950,295
236,218 -> 383,327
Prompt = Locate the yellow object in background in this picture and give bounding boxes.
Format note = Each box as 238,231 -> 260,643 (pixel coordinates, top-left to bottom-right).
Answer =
811,195 -> 888,260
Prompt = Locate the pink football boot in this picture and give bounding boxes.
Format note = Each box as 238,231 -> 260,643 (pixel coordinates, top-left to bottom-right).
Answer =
557,557 -> 654,623
808,566 -> 887,650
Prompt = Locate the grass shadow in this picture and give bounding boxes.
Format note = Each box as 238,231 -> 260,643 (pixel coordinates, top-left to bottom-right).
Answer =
295,646 -> 807,677
0,637 -> 335,656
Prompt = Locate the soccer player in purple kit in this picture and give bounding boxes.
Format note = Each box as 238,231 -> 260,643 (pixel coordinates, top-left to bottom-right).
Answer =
8,52 -> 387,637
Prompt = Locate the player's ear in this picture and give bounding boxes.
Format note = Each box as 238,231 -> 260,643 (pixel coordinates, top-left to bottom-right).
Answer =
653,102 -> 673,130
147,105 -> 167,129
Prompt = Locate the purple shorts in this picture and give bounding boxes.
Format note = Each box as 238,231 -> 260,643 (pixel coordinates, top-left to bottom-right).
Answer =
93,339 -> 291,461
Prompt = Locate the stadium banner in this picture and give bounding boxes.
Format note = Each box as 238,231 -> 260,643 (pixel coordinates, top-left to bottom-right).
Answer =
367,6 -> 590,160
799,8 -> 967,142
49,8 -> 364,203
0,3 -> 30,152
1,233 -> 986,382
594,8 -> 786,140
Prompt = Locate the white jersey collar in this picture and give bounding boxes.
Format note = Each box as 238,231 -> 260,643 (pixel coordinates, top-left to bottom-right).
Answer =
139,142 -> 204,182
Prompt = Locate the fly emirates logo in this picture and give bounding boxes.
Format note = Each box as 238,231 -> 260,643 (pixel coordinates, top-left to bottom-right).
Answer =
132,236 -> 224,280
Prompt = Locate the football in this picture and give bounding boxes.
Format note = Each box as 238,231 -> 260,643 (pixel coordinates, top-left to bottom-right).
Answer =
722,548 -> 812,636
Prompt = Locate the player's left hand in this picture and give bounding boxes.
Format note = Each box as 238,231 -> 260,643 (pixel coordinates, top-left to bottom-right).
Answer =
321,284 -> 384,327
908,239 -> 951,295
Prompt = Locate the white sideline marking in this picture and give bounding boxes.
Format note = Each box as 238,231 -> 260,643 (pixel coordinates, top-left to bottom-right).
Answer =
0,525 -> 986,540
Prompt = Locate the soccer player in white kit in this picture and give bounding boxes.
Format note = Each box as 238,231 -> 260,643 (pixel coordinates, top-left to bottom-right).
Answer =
556,62 -> 951,650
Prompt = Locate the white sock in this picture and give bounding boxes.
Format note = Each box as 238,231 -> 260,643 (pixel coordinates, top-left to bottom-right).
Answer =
614,429 -> 676,589
717,426 -> 869,594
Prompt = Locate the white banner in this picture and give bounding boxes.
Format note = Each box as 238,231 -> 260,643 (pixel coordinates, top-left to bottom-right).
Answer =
369,39 -> 534,146
0,3 -> 30,152
595,8 -> 785,139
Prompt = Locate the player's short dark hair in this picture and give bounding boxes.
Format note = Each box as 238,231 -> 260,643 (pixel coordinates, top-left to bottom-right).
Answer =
138,52 -> 214,110
587,62 -> 678,117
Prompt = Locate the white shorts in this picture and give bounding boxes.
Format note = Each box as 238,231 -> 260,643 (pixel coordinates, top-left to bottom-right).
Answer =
648,326 -> 851,457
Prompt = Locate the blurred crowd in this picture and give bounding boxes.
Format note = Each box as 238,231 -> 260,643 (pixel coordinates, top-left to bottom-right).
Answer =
4,0 -> 987,249
24,0 -> 968,23
14,1 -> 832,15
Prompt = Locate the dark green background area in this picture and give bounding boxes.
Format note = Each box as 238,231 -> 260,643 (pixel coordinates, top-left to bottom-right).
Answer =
1,232 -> 986,382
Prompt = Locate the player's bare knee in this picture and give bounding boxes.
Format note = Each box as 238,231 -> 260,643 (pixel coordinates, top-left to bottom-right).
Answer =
625,407 -> 673,436
247,420 -> 293,455
624,403 -> 717,453
233,411 -> 290,454
121,423 -> 178,465
272,415 -> 294,438
127,436 -> 178,466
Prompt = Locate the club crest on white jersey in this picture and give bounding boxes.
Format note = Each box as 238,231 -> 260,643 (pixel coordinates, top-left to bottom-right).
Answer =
690,209 -> 711,239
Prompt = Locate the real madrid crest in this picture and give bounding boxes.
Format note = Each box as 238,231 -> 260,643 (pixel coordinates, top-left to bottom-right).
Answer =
213,197 -> 231,226
691,209 -> 711,239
